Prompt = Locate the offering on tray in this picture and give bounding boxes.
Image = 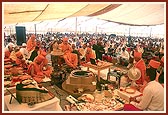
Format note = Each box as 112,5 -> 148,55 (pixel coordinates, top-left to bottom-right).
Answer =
21,79 -> 33,85
78,94 -> 94,102
125,87 -> 136,94
23,84 -> 36,88
102,98 -> 117,107
65,96 -> 125,111
103,90 -> 113,98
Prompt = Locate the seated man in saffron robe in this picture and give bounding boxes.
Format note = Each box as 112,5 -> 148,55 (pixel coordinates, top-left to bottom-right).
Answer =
63,52 -> 78,69
9,46 -> 20,62
85,43 -> 96,63
40,51 -> 53,78
15,51 -> 28,69
27,55 -> 45,83
59,37 -> 72,55
59,37 -> 78,69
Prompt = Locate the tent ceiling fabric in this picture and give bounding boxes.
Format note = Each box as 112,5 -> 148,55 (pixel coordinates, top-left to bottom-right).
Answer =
34,4 -> 89,21
3,2 -> 165,26
96,4 -> 164,26
71,4 -> 121,17
88,4 -> 121,16
4,3 -> 47,24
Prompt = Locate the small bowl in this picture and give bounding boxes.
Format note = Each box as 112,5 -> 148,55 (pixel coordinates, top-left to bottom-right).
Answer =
92,82 -> 96,85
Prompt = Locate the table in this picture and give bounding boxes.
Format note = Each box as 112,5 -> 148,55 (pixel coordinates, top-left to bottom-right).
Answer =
4,93 -> 62,112
84,61 -> 113,81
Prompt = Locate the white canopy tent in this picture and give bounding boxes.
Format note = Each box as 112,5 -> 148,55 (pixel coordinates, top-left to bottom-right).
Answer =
4,16 -> 165,38
3,2 -> 166,38
95,3 -> 164,26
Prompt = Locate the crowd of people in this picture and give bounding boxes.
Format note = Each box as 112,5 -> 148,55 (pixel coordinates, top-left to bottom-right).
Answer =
4,32 -> 165,111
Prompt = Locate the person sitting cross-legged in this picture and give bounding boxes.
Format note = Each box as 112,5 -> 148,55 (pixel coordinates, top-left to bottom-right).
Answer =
15,51 -> 28,69
124,60 -> 164,111
63,52 -> 78,70
27,55 -> 45,83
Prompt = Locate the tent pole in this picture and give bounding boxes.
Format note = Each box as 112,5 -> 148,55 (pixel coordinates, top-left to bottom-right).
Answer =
80,27 -> 81,34
75,17 -> 77,35
9,26 -> 11,35
34,24 -> 36,36
129,27 -> 131,36
149,27 -> 152,37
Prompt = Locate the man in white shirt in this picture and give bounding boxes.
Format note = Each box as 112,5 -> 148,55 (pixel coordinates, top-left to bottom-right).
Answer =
124,60 -> 164,111
119,47 -> 129,66
4,42 -> 15,59
19,43 -> 30,60
120,47 -> 129,60
137,44 -> 144,53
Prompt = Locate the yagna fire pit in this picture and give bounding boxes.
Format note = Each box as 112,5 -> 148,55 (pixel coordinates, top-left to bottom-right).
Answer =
62,70 -> 97,96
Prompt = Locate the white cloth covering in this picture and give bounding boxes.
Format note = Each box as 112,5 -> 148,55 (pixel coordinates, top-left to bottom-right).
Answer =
4,93 -> 62,112
130,81 -> 164,111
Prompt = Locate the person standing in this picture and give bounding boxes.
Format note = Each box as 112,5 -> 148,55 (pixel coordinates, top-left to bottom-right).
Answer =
133,52 -> 146,86
72,44 -> 81,66
96,41 -> 105,60
119,47 -> 129,66
26,34 -> 36,52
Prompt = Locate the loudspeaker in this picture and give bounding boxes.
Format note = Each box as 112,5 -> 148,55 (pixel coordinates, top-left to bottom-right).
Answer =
15,26 -> 26,46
